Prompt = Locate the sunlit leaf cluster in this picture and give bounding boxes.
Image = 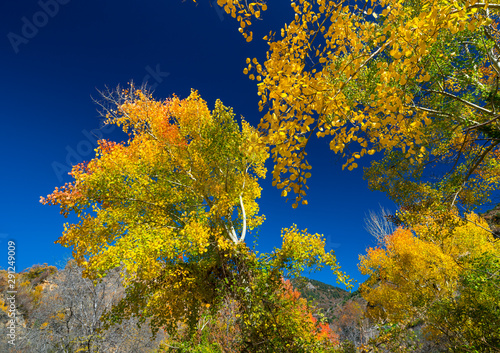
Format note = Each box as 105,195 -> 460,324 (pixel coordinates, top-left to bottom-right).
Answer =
243,0 -> 500,212
359,213 -> 500,350
198,0 -> 267,42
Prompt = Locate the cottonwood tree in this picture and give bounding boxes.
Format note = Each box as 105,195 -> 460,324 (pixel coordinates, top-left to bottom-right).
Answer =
359,213 -> 500,351
42,86 -> 349,350
42,86 -> 268,334
182,2 -> 500,350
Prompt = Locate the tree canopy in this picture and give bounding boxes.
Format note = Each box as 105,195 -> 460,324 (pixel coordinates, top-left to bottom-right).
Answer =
41,86 -> 347,350
238,0 -> 500,221
359,213 -> 500,351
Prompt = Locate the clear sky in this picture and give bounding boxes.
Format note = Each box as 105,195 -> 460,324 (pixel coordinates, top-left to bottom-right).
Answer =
0,0 -> 396,289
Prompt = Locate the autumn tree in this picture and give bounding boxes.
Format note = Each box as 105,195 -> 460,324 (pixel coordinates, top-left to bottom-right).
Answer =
359,213 -> 500,351
194,3 -> 500,347
42,86 -> 267,333
41,85 -> 348,350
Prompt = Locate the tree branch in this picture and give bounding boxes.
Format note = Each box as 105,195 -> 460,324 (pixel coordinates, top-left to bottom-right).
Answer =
424,89 -> 493,115
238,194 -> 247,244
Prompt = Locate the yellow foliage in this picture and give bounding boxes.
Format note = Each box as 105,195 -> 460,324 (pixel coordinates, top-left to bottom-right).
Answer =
237,0 -> 499,207
359,213 -> 500,335
277,224 -> 351,287
0,298 -> 8,314
41,87 -> 269,333
208,0 -> 267,41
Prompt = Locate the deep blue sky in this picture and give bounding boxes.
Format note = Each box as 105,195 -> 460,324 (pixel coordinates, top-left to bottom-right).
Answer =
0,0 -> 395,289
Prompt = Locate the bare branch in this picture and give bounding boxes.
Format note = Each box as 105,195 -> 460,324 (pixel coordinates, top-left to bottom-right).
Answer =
364,205 -> 396,244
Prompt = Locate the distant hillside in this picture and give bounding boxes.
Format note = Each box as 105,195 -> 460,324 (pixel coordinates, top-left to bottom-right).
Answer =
291,277 -> 353,323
